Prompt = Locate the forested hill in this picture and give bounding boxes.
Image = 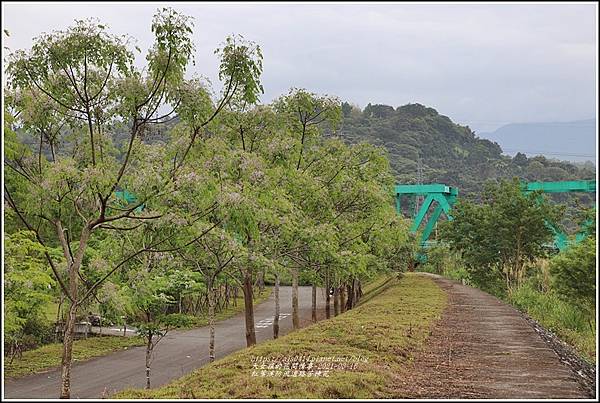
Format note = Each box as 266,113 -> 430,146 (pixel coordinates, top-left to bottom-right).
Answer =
337,102 -> 596,197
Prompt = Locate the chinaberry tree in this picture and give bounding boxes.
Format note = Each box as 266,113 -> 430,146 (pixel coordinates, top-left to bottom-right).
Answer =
272,88 -> 341,328
4,9 -> 263,398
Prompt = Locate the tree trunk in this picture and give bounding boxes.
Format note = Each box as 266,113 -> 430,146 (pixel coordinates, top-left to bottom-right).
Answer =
56,294 -> 63,323
259,269 -> 265,294
353,279 -> 361,305
216,287 -> 224,312
346,282 -> 354,310
273,273 -> 280,339
58,224 -> 90,399
242,272 -> 256,346
325,275 -> 331,319
311,284 -> 317,323
59,303 -> 77,398
208,280 -> 216,362
340,285 -> 346,313
333,286 -> 339,316
225,281 -> 230,309
55,294 -> 64,343
291,267 -> 299,330
145,335 -> 152,389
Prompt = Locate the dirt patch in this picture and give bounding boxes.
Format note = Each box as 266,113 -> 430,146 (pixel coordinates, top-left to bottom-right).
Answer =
390,274 -> 591,399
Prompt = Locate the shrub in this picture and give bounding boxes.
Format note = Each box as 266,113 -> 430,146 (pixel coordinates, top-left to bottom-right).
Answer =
550,236 -> 596,316
509,281 -> 595,361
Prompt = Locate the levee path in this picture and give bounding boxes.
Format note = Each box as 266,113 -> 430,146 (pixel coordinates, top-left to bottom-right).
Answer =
392,273 -> 594,399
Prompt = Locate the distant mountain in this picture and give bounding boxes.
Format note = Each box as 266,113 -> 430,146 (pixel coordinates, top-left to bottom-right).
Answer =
337,103 -> 596,204
478,119 -> 596,163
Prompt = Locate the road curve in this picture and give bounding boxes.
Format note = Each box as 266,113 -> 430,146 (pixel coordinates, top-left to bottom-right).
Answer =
3,286 -> 325,399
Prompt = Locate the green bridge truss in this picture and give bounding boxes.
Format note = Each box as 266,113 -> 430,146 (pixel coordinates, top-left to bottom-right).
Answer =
395,184 -> 458,249
395,180 -> 596,251
114,189 -> 145,213
114,180 -> 595,252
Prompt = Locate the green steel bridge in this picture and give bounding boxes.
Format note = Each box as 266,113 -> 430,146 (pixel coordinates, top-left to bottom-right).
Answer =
395,180 -> 596,252
115,180 -> 595,253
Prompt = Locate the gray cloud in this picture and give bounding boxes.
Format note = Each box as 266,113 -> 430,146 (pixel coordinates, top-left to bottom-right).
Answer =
2,2 -> 596,132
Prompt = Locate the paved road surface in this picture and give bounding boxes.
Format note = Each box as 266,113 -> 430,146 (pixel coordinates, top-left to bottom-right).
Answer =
4,286 -> 325,399
393,274 -> 590,399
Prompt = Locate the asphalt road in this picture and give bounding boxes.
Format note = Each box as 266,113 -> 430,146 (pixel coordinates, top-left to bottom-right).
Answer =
4,286 -> 325,399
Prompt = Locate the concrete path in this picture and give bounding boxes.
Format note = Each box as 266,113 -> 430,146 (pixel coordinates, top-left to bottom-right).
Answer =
392,274 -> 590,399
4,286 -> 325,399
89,325 -> 138,337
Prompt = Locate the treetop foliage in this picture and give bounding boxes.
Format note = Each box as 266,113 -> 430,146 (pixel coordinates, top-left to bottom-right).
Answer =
440,178 -> 562,294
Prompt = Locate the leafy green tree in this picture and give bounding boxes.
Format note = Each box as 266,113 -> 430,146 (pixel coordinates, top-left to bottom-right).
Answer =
273,88 -> 341,170
176,227 -> 238,361
512,152 -> 529,167
4,231 -> 61,357
4,9 -> 263,397
550,236 -> 596,320
124,262 -> 194,389
441,178 -> 561,295
272,88 -> 341,327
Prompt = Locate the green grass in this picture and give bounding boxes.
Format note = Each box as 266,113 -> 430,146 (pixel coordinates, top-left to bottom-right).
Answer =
361,273 -> 396,295
115,274 -> 447,399
509,284 -> 596,363
4,335 -> 145,378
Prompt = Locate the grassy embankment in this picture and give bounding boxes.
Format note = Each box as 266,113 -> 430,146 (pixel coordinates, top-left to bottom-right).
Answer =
116,273 -> 447,399
5,287 -> 273,378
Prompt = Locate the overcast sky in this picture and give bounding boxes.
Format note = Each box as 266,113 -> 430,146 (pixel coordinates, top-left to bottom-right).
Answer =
2,2 -> 597,133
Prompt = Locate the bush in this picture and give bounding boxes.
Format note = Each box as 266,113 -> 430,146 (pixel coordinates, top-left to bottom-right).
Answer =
444,266 -> 471,284
509,282 -> 595,362
21,317 -> 55,346
550,236 -> 596,316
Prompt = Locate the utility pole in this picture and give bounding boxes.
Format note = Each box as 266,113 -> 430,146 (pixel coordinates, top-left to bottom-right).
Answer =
414,156 -> 424,218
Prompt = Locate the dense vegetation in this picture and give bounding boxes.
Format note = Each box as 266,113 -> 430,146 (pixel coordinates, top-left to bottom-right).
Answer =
432,179 -> 596,361
3,9 -> 414,398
